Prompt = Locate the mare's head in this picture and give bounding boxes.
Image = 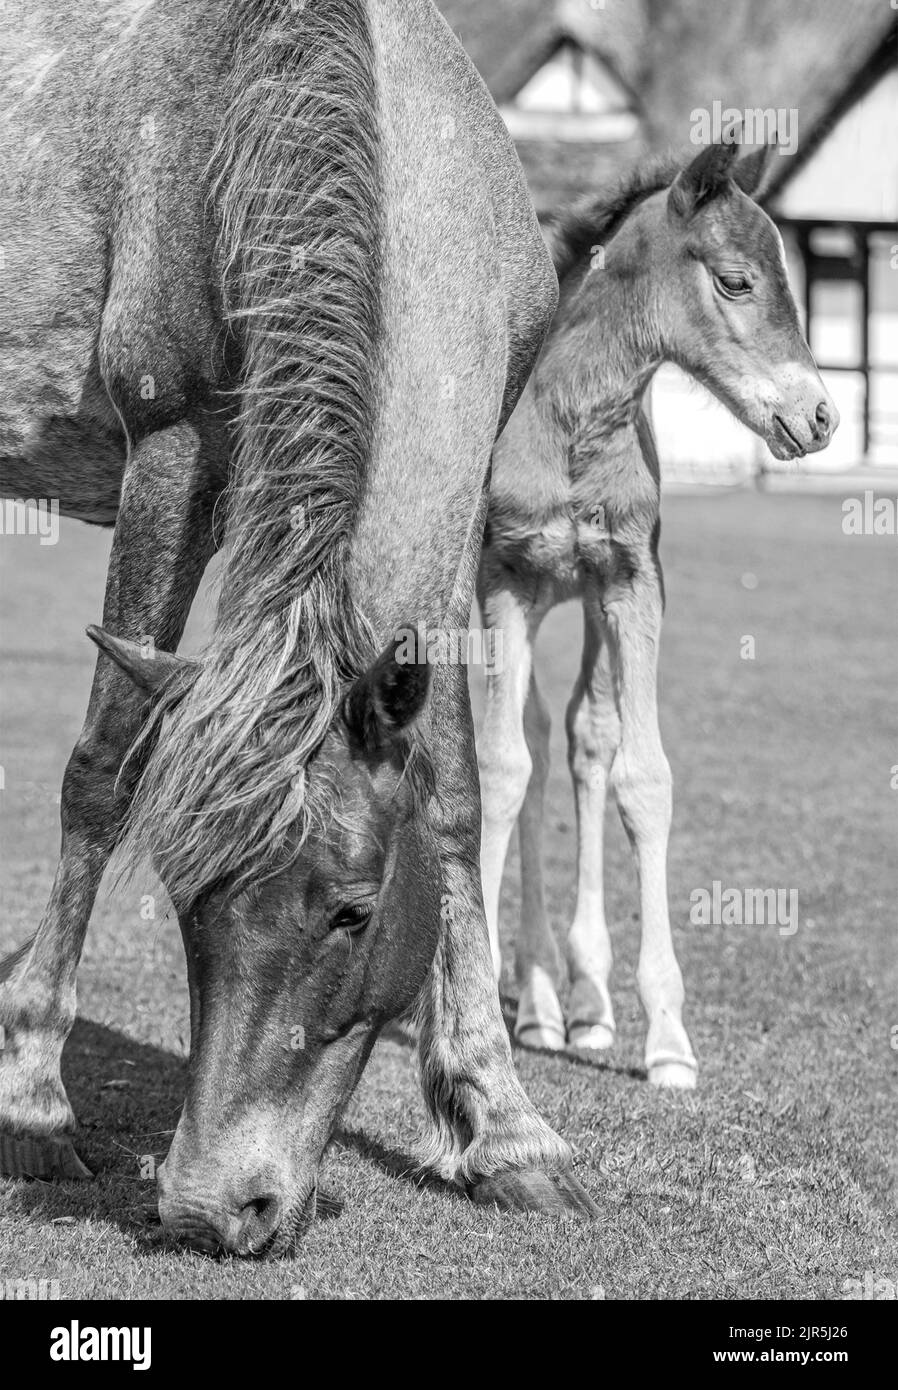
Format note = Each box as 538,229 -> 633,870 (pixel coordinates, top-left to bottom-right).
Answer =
91,626 -> 440,1257
571,141 -> 838,459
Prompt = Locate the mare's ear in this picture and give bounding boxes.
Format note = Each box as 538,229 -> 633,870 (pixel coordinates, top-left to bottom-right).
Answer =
343,626 -> 432,753
86,625 -> 197,694
732,143 -> 778,199
669,140 -> 741,220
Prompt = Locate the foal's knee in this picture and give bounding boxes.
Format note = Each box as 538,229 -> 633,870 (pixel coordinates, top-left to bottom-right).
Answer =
612,746 -> 672,838
566,688 -> 619,790
479,736 -> 532,826
523,688 -> 551,782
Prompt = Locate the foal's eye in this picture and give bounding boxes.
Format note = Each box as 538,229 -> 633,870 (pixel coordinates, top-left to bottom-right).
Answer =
329,903 -> 373,933
715,272 -> 752,298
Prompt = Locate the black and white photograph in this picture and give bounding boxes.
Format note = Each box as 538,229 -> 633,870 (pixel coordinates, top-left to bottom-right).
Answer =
0,0 -> 895,1335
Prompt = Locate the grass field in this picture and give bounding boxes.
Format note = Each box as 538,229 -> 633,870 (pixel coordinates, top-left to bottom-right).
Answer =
0,490 -> 896,1300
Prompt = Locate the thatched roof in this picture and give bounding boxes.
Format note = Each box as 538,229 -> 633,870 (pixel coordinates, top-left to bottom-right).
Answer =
438,0 -> 646,213
436,0 -> 897,216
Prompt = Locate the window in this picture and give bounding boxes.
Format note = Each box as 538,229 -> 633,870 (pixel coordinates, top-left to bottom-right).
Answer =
501,39 -> 638,142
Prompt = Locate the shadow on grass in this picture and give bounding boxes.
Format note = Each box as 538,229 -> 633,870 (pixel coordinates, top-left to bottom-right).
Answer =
4,1018 -> 462,1249
384,997 -> 647,1083
2,1017 -> 184,1246
4,1006 -> 642,1251
498,993 -> 647,1082
333,1127 -> 463,1202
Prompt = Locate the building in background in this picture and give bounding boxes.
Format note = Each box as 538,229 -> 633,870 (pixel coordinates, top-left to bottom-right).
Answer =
439,0 -> 898,478
769,31 -> 898,470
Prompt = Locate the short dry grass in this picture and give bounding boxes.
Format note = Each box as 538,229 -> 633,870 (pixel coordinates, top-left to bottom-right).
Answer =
0,490 -> 895,1299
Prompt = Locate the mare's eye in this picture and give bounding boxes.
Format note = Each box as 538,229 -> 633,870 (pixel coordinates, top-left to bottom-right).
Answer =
715,272 -> 752,298
329,903 -> 373,933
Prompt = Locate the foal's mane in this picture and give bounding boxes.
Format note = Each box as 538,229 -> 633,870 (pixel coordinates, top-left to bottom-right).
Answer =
125,0 -> 393,903
545,156 -> 680,281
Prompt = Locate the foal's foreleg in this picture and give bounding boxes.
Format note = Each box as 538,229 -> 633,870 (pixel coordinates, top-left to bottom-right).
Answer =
605,574 -> 697,1088
476,581 -> 538,979
565,601 -> 620,1051
0,416 -> 224,1177
514,674 -> 566,1049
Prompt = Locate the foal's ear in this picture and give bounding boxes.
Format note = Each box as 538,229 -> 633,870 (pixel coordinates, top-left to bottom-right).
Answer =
343,628 -> 432,753
669,141 -> 741,219
732,143 -> 777,199
86,625 -> 197,694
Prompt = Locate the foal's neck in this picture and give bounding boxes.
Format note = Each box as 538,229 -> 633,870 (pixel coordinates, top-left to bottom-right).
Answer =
539,249 -> 662,451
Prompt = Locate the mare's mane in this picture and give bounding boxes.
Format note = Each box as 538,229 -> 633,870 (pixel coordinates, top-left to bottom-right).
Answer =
124,0 -> 429,904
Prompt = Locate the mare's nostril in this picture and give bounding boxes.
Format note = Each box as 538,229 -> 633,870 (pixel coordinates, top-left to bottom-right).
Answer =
237,1192 -> 283,1251
815,400 -> 832,437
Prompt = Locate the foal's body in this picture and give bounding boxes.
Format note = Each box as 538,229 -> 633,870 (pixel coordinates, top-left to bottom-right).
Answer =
478,145 -> 837,1086
0,0 -> 591,1248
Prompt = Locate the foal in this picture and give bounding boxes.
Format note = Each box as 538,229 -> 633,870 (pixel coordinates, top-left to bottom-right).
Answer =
477,141 -> 837,1087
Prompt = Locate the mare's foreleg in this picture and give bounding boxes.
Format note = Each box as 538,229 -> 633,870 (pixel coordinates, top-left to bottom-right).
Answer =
414,653 -> 596,1216
0,416 -> 224,1177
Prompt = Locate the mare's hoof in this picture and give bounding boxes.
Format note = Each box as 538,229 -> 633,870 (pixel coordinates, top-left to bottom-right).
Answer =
469,1167 -> 599,1218
0,1132 -> 93,1180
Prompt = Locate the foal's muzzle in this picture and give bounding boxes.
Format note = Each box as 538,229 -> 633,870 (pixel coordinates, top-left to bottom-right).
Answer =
767,371 -> 839,459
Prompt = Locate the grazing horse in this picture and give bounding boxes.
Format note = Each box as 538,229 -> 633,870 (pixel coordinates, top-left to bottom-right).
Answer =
477,141 -> 837,1086
0,0 -> 596,1256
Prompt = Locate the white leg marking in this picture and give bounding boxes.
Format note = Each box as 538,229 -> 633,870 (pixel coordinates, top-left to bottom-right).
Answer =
477,586 -> 537,981
565,602 -> 620,1051
514,674 -> 565,1050
607,576 -> 698,1088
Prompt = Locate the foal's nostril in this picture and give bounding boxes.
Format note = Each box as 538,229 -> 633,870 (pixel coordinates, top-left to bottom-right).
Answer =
814,400 -> 832,438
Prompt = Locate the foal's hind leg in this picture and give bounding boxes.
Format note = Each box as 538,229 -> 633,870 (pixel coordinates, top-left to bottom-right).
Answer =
565,600 -> 620,1052
0,416 -> 224,1178
605,571 -> 697,1089
514,673 -> 566,1049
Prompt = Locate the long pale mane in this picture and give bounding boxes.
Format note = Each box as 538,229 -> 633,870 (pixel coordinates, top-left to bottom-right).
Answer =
124,0 -> 384,903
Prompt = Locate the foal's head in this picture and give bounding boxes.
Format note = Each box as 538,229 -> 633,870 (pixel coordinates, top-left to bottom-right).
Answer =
574,142 -> 838,459
91,626 -> 440,1257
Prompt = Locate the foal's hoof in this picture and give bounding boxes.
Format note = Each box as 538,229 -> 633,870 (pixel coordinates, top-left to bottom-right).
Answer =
469,1168 -> 599,1218
0,1132 -> 93,1181
647,1056 -> 698,1090
567,1021 -> 615,1052
514,1021 -> 567,1052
